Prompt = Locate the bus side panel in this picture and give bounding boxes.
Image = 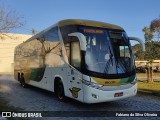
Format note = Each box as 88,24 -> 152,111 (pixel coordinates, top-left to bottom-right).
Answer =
14,38 -> 45,84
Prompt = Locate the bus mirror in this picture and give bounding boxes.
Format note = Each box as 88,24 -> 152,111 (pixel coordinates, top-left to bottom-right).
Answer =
129,37 -> 145,51
68,32 -> 86,51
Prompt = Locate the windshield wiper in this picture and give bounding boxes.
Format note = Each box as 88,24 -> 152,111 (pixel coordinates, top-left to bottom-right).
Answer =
104,47 -> 113,73
118,59 -> 130,73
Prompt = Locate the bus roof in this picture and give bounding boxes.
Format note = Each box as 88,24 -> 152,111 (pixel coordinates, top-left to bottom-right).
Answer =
58,19 -> 123,30
22,19 -> 124,44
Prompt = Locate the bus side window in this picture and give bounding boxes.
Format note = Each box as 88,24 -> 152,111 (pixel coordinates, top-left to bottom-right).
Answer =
64,43 -> 70,62
70,37 -> 81,70
46,27 -> 59,41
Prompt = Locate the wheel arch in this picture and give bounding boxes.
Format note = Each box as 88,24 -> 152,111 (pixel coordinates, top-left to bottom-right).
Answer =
54,75 -> 65,95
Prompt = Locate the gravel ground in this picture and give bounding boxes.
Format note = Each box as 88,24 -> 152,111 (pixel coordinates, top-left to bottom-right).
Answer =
0,75 -> 160,120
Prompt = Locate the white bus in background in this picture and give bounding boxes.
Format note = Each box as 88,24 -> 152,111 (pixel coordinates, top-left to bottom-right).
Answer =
14,19 -> 145,103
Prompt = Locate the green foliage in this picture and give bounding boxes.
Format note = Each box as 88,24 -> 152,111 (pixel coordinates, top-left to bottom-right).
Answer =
133,42 -> 160,60
144,42 -> 160,60
150,17 -> 160,41
132,44 -> 144,60
141,16 -> 160,60
142,27 -> 153,42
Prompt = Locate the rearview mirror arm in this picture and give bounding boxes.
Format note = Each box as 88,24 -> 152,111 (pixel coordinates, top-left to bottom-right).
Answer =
129,37 -> 145,51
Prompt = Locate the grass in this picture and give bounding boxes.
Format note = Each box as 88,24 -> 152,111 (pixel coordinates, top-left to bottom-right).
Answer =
137,72 -> 160,94
138,81 -> 160,94
0,96 -> 28,120
137,73 -> 160,77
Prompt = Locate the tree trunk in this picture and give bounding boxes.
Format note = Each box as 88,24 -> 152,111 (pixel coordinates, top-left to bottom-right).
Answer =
150,65 -> 153,82
147,66 -> 150,82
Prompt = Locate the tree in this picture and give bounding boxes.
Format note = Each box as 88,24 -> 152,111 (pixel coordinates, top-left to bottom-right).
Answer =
142,27 -> 154,60
142,16 -> 160,82
150,17 -> 160,41
142,16 -> 160,60
142,27 -> 153,42
0,5 -> 24,38
133,44 -> 144,60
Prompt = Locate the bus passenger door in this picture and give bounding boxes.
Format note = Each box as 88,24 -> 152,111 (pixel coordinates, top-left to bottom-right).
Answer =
68,40 -> 83,102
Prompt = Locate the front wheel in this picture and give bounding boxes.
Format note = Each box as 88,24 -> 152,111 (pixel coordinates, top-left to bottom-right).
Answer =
57,82 -> 65,102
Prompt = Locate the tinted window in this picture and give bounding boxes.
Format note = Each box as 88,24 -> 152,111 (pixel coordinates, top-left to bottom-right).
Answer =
46,27 -> 59,41
71,41 -> 81,69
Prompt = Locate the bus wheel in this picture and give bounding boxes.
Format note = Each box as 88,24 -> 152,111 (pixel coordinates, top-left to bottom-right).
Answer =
57,81 -> 65,102
20,76 -> 27,88
18,72 -> 21,82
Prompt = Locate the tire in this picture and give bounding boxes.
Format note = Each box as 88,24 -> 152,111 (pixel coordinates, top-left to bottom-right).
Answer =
18,73 -> 21,82
20,76 -> 27,88
57,81 -> 65,102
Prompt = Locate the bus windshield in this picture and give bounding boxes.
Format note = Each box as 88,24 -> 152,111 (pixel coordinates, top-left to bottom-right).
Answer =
79,26 -> 135,78
60,25 -> 135,79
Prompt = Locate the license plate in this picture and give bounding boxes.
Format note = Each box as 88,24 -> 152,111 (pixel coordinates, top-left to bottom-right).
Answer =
114,92 -> 123,97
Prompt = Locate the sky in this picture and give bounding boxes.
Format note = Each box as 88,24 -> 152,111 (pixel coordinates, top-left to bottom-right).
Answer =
1,0 -> 160,43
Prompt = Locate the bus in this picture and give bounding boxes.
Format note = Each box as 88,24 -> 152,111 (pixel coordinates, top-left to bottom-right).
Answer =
14,19 -> 145,103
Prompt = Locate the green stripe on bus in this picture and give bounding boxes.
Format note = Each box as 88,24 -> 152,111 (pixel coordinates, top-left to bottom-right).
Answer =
29,67 -> 45,82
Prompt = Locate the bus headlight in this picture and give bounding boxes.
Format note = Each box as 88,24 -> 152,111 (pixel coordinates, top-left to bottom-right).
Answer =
82,79 -> 103,89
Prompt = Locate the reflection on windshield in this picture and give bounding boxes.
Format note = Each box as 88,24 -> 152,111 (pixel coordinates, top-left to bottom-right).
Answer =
79,27 -> 134,75
84,32 -> 117,74
110,31 -> 134,73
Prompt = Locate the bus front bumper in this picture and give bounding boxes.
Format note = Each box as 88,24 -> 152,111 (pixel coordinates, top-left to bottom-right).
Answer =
83,83 -> 137,104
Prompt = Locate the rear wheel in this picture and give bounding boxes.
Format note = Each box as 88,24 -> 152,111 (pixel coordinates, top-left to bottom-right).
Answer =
18,72 -> 21,81
20,74 -> 27,88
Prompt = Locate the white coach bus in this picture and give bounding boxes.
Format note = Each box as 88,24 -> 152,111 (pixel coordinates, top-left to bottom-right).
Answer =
14,19 -> 145,103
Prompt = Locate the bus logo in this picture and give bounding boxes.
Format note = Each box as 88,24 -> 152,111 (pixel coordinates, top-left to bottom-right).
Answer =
105,81 -> 116,84
69,87 -> 81,98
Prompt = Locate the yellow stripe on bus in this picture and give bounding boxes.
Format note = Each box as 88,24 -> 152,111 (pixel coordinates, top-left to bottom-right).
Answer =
92,77 -> 121,86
